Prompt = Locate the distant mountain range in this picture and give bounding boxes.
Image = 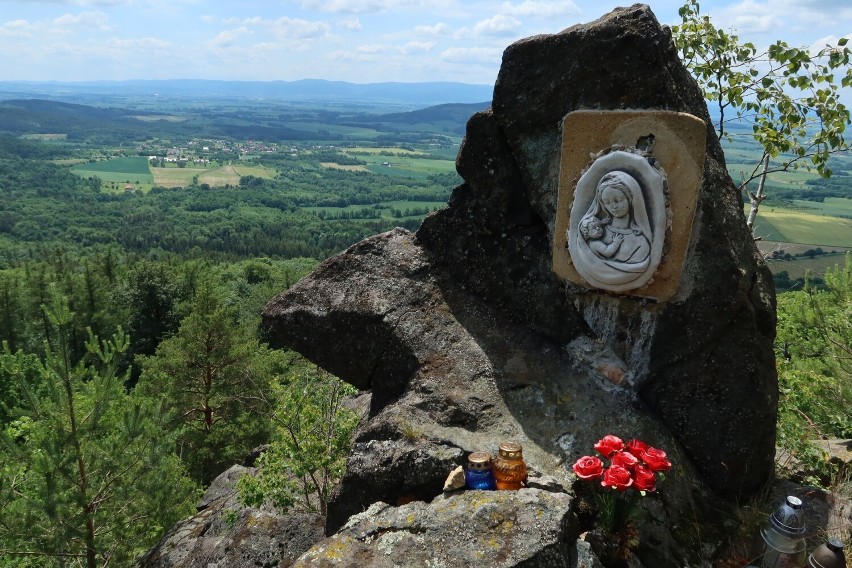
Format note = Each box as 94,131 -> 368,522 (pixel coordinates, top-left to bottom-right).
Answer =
0,79 -> 494,107
0,97 -> 491,141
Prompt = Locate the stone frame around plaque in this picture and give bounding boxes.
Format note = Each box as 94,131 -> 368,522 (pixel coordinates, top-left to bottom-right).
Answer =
552,110 -> 706,301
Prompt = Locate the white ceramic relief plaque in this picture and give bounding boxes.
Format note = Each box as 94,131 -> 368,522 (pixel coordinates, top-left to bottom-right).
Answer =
567,150 -> 666,293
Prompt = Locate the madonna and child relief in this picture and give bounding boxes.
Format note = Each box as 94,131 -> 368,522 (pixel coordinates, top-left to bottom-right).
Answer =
552,111 -> 706,302
568,152 -> 665,292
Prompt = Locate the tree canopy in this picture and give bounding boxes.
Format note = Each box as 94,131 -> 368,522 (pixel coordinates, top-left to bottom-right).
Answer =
672,0 -> 852,230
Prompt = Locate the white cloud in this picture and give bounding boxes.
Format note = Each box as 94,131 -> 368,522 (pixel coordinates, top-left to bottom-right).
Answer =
714,0 -> 852,38
300,0 -> 455,14
18,0 -> 133,5
356,43 -> 386,53
500,0 -> 579,18
414,22 -> 451,35
208,27 -> 250,48
200,15 -> 217,24
341,17 -> 362,30
718,0 -> 780,34
473,14 -> 522,36
808,33 -> 852,54
329,48 -> 381,63
228,16 -> 330,40
797,0 -> 852,8
0,19 -> 36,38
301,0 -> 395,14
253,42 -> 281,51
75,0 -> 132,6
398,40 -> 434,54
440,46 -> 502,63
52,11 -> 110,32
105,36 -> 172,50
267,17 -> 330,39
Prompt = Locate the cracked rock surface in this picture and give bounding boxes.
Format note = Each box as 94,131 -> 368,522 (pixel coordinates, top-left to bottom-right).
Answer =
294,490 -> 575,568
135,466 -> 324,568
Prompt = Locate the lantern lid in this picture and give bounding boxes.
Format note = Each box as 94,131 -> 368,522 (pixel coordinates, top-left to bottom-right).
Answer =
807,538 -> 845,568
468,452 -> 492,465
498,441 -> 523,459
769,495 -> 806,537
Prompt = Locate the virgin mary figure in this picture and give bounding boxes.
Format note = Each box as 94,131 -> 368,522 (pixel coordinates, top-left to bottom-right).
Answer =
574,170 -> 652,286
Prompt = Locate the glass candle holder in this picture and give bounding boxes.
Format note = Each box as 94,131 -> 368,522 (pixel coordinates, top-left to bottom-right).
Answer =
493,441 -> 527,490
758,496 -> 807,568
465,452 -> 496,490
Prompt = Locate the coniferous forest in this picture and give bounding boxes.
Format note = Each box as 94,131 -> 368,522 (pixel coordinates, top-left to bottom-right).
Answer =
0,95 -> 466,565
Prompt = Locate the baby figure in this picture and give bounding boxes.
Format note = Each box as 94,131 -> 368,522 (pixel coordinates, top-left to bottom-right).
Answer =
578,216 -> 623,258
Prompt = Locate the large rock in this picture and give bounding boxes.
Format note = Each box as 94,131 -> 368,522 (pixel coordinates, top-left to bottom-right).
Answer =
434,2 -> 777,498
294,489 -> 575,567
135,465 -> 325,568
263,4 -> 777,566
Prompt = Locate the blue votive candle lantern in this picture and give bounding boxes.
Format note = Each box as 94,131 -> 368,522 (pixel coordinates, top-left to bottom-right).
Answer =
465,452 -> 496,490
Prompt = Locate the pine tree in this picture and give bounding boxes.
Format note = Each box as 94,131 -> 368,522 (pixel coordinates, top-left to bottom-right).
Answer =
137,279 -> 278,484
0,286 -> 198,567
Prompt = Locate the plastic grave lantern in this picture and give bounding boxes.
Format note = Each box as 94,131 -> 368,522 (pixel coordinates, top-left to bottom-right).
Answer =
758,495 -> 807,568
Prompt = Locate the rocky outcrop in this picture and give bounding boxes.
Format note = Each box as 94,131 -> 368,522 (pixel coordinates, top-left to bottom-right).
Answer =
262,4 -> 777,566
266,225 -> 703,567
424,2 -> 777,498
295,489 -> 575,567
135,465 -> 324,568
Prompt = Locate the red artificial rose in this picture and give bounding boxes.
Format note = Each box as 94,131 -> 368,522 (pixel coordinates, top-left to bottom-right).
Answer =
633,465 -> 657,492
594,435 -> 624,458
641,447 -> 672,472
625,438 -> 649,459
572,455 -> 604,479
611,449 -> 639,471
601,465 -> 634,491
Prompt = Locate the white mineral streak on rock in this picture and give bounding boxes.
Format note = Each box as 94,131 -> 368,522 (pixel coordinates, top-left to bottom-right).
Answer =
574,295 -> 657,388
627,308 -> 657,384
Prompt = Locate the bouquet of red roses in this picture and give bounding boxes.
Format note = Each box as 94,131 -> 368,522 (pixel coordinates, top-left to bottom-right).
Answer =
572,435 -> 672,534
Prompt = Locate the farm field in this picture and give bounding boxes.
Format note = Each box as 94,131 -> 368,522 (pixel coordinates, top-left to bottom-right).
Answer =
280,122 -> 382,138
72,156 -> 154,185
787,197 -> 852,217
361,156 -> 457,180
348,147 -> 430,156
151,164 -> 276,188
197,165 -> 240,187
314,146 -> 458,180
750,205 -> 852,247
131,114 -> 187,122
232,165 -> 276,179
75,156 -> 151,175
148,167 -> 203,188
320,162 -> 370,172
757,240 -> 851,257
765,252 -> 850,282
71,156 -> 278,190
21,133 -> 67,140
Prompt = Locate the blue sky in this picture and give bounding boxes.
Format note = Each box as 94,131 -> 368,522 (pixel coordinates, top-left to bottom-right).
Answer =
1,0 -> 850,85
